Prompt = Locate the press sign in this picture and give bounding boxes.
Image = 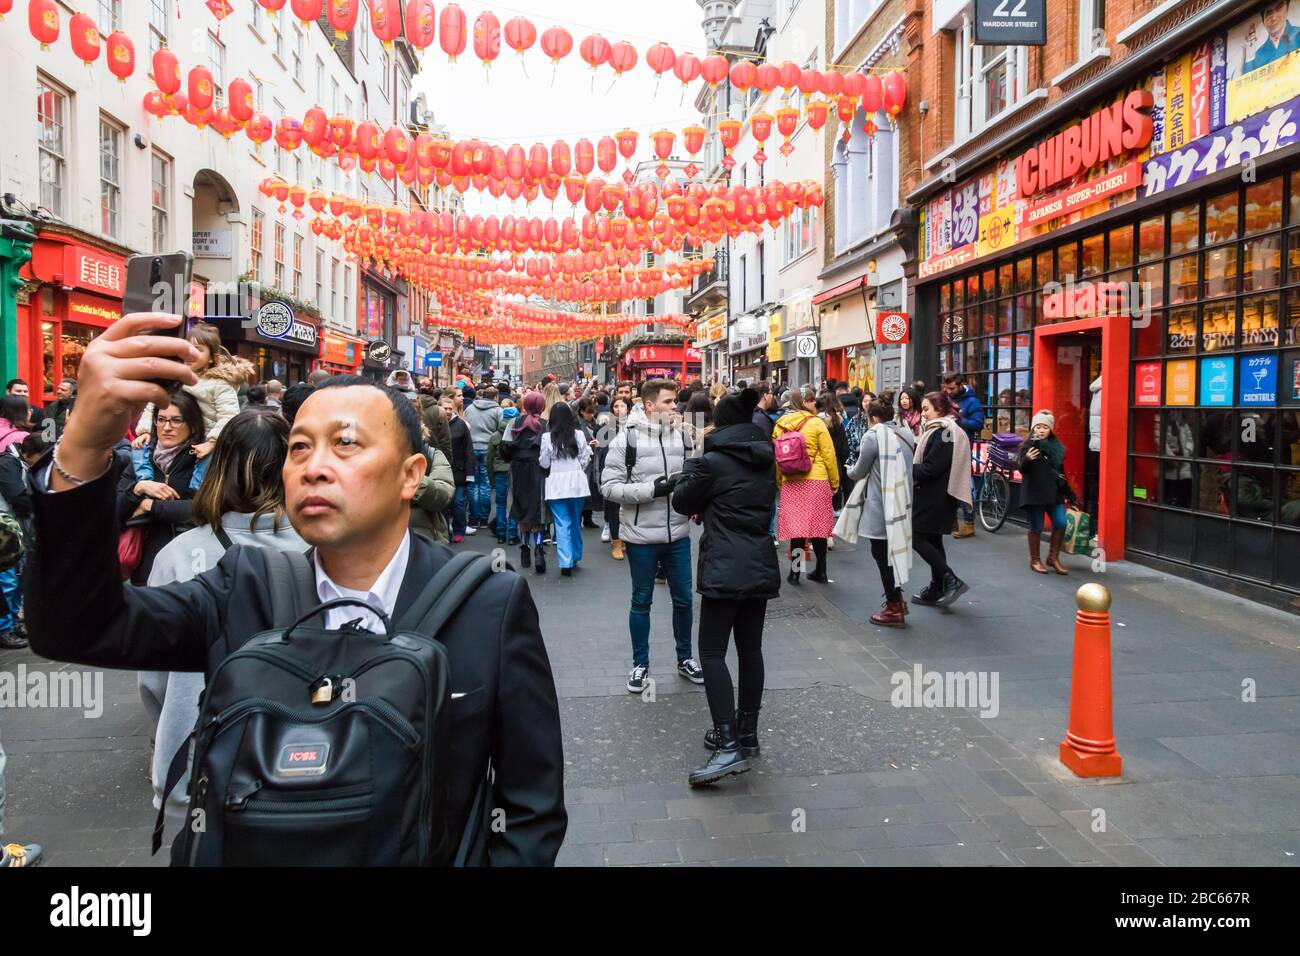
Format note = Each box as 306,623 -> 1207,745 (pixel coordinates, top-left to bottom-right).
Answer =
973,0 -> 1046,46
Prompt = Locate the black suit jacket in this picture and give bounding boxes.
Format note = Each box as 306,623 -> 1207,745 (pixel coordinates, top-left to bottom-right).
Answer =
24,460 -> 567,866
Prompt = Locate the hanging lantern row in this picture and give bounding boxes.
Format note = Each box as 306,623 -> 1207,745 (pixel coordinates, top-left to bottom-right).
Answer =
31,0 -> 136,80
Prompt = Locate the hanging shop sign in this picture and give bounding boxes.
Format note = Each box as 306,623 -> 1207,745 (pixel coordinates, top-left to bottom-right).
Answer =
972,0 -> 1046,46
365,339 -> 393,364
255,301 -> 294,339
795,333 -> 818,358
1023,162 -> 1143,227
1239,354 -> 1277,406
1135,361 -> 1163,406
1016,91 -> 1154,201
872,310 -> 910,345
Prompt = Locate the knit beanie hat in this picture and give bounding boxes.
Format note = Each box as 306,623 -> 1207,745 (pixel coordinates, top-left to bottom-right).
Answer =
1031,410 -> 1055,432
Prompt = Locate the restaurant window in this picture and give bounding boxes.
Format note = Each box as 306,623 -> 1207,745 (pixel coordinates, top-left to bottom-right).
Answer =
151,151 -> 171,252
251,208 -> 265,281
99,118 -> 123,239
36,78 -> 68,217
274,222 -> 286,289
1078,0 -> 1105,58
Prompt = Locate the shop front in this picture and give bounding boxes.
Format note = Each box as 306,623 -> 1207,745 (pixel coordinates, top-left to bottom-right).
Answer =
18,229 -> 131,403
207,300 -> 320,385
728,317 -> 771,388
317,329 -> 365,376
619,343 -> 702,383
911,7 -> 1300,603
694,312 -> 728,383
776,294 -> 818,389
816,269 -> 909,396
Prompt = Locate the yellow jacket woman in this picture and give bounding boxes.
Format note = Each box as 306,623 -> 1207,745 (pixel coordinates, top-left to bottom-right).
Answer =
772,409 -> 840,489
772,390 -> 840,584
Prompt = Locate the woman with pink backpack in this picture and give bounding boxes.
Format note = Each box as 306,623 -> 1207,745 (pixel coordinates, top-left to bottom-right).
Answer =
773,389 -> 840,585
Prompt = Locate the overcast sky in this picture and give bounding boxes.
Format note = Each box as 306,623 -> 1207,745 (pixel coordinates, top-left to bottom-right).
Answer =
411,0 -> 710,218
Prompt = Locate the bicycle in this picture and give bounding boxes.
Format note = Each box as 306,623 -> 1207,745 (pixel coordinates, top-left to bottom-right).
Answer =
973,434 -> 1023,533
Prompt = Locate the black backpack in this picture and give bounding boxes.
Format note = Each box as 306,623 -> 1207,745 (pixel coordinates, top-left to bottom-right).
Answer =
156,549 -> 495,866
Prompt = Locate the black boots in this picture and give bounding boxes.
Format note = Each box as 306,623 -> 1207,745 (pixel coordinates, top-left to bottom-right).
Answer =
534,542 -> 547,575
938,570 -> 969,606
787,568 -> 800,585
704,708 -> 760,757
520,544 -> 531,569
689,721 -> 751,787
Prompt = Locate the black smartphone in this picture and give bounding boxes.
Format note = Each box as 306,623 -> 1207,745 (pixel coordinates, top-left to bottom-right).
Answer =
121,251 -> 193,396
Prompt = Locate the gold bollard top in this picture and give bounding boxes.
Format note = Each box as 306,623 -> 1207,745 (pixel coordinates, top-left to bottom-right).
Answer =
1076,582 -> 1111,613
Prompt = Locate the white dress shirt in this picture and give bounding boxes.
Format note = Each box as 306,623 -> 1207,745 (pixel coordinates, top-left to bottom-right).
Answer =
313,531 -> 411,633
538,430 -> 593,501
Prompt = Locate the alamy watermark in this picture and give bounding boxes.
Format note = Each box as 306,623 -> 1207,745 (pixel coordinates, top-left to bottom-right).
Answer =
890,664 -> 1000,718
0,664 -> 103,718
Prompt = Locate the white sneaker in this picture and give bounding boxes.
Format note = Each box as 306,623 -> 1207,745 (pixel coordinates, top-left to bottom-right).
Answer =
464,526 -> 478,535
600,525 -> 611,543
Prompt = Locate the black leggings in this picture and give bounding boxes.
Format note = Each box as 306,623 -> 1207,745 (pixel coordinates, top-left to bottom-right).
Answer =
604,500 -> 620,539
914,532 -> 950,587
870,538 -> 901,602
790,537 -> 828,574
697,597 -> 766,727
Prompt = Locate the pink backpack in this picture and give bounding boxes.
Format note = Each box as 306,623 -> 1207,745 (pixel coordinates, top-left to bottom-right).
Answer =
774,415 -> 814,475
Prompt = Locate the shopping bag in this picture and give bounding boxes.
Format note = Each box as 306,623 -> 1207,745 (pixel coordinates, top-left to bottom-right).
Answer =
832,479 -> 866,545
1062,507 -> 1093,555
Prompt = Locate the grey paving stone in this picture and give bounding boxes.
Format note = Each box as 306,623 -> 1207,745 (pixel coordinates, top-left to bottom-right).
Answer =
1014,845 -> 1072,866
746,831 -> 823,857
978,769 -> 1033,797
700,813 -> 786,837
632,818 -> 706,842
676,836 -> 753,862
883,823 -> 960,847
664,796 -> 737,818
930,843 -> 1017,866
817,827 -> 894,852
1000,795 -> 1065,828
564,821 -> 635,845
555,844 -> 607,867
1100,842 -> 1167,866
859,847 -> 940,866
599,801 -> 668,822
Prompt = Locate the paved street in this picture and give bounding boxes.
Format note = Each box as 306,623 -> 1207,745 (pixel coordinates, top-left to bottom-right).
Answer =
2,521 -> 1298,867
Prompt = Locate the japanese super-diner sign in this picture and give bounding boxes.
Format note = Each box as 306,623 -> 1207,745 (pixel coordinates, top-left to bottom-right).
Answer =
918,4 -> 1300,280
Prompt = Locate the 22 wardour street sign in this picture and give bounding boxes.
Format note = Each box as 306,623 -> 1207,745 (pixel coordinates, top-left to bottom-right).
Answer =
972,0 -> 1046,46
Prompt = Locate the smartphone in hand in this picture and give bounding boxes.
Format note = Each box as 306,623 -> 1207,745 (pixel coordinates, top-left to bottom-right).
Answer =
122,251 -> 194,397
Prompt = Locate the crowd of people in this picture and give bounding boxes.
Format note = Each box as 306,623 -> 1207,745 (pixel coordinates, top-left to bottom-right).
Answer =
0,313 -> 1083,866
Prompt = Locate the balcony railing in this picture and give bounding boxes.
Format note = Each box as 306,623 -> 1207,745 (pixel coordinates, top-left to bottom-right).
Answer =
689,251 -> 729,298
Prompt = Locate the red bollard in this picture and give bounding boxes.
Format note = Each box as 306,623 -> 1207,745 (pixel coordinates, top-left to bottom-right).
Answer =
1059,583 -> 1122,778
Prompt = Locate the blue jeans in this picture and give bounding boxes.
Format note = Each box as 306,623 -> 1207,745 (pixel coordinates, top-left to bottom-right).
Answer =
625,537 -> 693,668
447,485 -> 468,537
1024,502 -> 1068,534
549,497 -> 585,569
0,558 -> 23,633
494,473 -> 518,541
470,451 -> 491,524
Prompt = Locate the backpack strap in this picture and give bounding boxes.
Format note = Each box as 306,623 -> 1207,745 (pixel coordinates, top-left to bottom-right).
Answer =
264,548 -> 319,631
395,550 -> 496,638
153,733 -> 194,855
213,522 -> 234,551
788,414 -> 813,433
624,424 -> 638,480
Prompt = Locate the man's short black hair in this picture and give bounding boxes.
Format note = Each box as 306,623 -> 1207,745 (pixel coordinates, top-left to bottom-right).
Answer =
641,378 -> 676,404
942,373 -> 965,386
312,375 -> 423,456
280,382 -> 314,426
5,379 -> 25,393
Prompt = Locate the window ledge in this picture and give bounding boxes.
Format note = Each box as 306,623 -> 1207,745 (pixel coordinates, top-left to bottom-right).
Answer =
925,88 -> 1049,171
780,246 -> 819,273
271,54 -> 286,71
1117,0 -> 1193,45
248,24 -> 264,44
1052,48 -> 1112,88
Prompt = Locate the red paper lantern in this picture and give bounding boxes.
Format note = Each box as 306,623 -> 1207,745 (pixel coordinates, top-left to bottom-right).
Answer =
778,61 -> 802,91
729,61 -> 757,91
440,3 -> 467,60
882,71 -> 907,118
504,16 -> 536,55
326,0 -> 359,40
229,78 -> 255,123
755,63 -> 779,93
473,11 -> 501,65
550,140 -> 571,177
674,52 -> 702,88
290,0 -> 323,26
540,25 -> 573,64
615,129 -> 639,161
574,138 -> 594,176
0,0 -> 12,17
580,34 -> 611,70
106,31 -> 134,82
862,74 -> 883,114
275,117 -> 304,150
328,115 -> 354,148
682,125 -> 706,156
836,94 -> 856,124
186,104 -> 214,129
246,113 -> 273,146
821,71 -> 844,97
188,66 -> 215,111
450,140 -> 474,177
28,0 -> 58,49
805,98 -> 829,132
609,41 -> 637,77
797,68 -> 821,96
700,55 -> 728,87
143,91 -> 169,119
596,136 -> 617,174
651,130 -> 675,161
355,121 -> 380,160
404,0 -> 435,49
646,43 -> 676,76
718,119 -> 742,151
68,12 -> 100,66
369,0 -> 401,44
212,108 -> 241,140
258,1 -> 288,10
153,48 -> 181,94
528,143 -> 549,181
749,113 -> 773,144
843,72 -> 867,100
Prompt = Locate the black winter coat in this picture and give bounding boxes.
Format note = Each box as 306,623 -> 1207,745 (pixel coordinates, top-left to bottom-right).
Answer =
447,414 -> 474,486
116,444 -> 199,585
501,424 -> 546,526
671,422 -> 780,600
912,428 -> 957,535
1018,438 -> 1067,508
26,460 -> 567,866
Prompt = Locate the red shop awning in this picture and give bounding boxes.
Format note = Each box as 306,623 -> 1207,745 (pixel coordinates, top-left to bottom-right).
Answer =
812,275 -> 866,306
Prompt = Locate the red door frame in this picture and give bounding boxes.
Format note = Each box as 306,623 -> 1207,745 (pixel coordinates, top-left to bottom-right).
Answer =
1032,313 -> 1130,557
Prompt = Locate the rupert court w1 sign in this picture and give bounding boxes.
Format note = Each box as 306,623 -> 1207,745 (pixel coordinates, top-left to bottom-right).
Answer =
973,0 -> 1046,46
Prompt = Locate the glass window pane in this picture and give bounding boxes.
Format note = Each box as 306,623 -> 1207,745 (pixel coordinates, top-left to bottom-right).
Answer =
1199,410 -> 1236,460
999,262 -> 1012,295
1082,233 -> 1104,277
1170,203 -> 1200,254
1202,300 -> 1235,353
1169,254 -> 1199,305
1139,214 -> 1165,262
1205,190 -> 1240,244
1280,468 -> 1300,527
982,268 -> 996,300
1036,248 -> 1053,287
1242,235 -> 1281,291
1015,292 -> 1035,330
1195,461 -> 1231,514
1287,228 -> 1300,284
1234,466 -> 1275,521
1016,257 -> 1032,292
998,297 -> 1013,333
1286,291 -> 1300,348
982,304 -> 997,335
1131,455 -> 1160,504
1058,241 -> 1078,282
1109,224 -> 1134,270
1203,245 -> 1238,298
1139,262 -> 1164,309
1239,411 -> 1276,465
1245,177 -> 1283,236
940,283 -> 951,312
1133,308 -> 1162,357
1241,293 -> 1280,349
1166,306 -> 1197,354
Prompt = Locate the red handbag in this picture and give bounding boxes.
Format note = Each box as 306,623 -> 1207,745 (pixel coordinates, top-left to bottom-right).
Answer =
118,525 -> 144,580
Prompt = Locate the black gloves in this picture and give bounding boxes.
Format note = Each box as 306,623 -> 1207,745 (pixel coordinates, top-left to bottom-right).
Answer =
653,475 -> 678,498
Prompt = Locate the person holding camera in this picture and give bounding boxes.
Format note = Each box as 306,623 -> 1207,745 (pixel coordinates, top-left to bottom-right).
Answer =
1019,410 -> 1071,575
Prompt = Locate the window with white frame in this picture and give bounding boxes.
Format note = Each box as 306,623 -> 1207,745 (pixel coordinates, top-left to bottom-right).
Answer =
274,222 -> 286,289
785,205 -> 818,264
273,98 -> 286,174
779,0 -> 801,27
331,257 -> 340,322
756,240 -> 766,304
293,26 -> 304,85
208,34 -> 226,107
96,0 -> 121,35
1079,0 -> 1106,58
149,0 -> 167,55
381,48 -> 392,99
151,152 -> 171,252
99,118 -> 123,239
738,254 -> 748,312
252,74 -> 264,111
251,2 -> 263,33
343,264 -> 353,329
293,234 -> 303,298
953,16 -> 1027,140
359,4 -> 370,60
835,0 -> 880,54
316,57 -> 325,103
315,249 -> 324,309
251,208 -> 265,280
833,108 -> 897,250
273,9 -> 285,61
36,79 -> 67,217
330,77 -> 340,115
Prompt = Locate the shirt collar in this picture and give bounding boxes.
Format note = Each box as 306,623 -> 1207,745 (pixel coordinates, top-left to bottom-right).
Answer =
314,531 -> 411,626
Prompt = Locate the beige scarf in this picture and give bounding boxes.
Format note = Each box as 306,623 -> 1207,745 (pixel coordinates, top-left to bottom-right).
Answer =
914,415 -> 972,507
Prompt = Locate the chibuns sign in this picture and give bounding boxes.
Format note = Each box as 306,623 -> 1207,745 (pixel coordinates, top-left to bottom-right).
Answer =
1016,91 -> 1154,200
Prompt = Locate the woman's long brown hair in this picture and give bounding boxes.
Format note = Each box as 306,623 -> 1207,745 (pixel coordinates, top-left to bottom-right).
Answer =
191,409 -> 290,533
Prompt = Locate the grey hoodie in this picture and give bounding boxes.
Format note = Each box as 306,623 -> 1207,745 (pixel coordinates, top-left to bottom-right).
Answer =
465,398 -> 502,452
599,403 -> 694,546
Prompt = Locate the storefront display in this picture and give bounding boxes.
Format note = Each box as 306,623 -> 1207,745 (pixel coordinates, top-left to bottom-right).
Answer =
206,297 -> 320,385
318,330 -> 365,375
912,5 -> 1300,602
